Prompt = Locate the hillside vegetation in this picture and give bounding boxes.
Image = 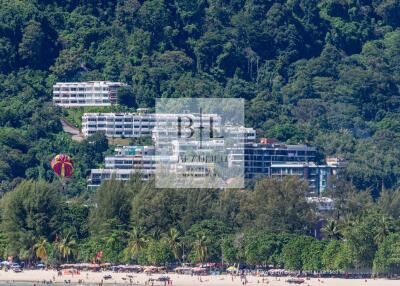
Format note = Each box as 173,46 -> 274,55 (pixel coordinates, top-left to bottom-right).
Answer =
1,0 -> 400,195
1,0 -> 400,271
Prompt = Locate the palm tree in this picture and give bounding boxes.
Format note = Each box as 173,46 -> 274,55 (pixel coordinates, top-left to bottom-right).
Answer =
150,227 -> 162,240
339,214 -> 359,234
34,238 -> 50,263
374,216 -> 395,245
127,227 -> 147,260
322,219 -> 342,240
20,233 -> 36,266
55,232 -> 77,263
162,228 -> 181,262
193,234 -> 208,263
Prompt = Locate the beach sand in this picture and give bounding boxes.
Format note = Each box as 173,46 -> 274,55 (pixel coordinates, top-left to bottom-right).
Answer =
0,270 -> 398,286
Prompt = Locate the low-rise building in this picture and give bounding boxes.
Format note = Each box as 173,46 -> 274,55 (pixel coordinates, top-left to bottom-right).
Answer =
307,197 -> 335,212
53,81 -> 127,107
88,169 -> 154,188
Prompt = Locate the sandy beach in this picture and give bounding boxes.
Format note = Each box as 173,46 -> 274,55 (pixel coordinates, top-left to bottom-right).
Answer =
0,270 -> 398,286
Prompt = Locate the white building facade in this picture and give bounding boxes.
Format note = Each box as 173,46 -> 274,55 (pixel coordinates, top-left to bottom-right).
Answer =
53,81 -> 127,107
82,112 -> 222,138
82,112 -> 156,137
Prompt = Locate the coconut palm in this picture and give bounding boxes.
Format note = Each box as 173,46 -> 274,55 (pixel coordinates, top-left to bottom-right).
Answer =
374,216 -> 395,245
55,232 -> 77,263
162,228 -> 181,262
322,219 -> 342,240
339,214 -> 359,234
150,227 -> 162,240
34,237 -> 50,263
193,234 -> 208,263
127,227 -> 148,260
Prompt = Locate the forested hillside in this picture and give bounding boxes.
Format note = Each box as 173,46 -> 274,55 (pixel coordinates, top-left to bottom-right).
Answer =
1,0 -> 400,193
1,0 -> 400,271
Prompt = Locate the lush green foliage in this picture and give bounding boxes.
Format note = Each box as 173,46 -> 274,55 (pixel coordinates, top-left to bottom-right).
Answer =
1,0 -> 400,272
0,0 -> 400,194
0,177 -> 399,274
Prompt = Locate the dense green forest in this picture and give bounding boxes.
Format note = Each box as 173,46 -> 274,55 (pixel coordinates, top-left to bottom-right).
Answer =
1,177 -> 400,274
1,0 -> 400,273
1,0 -> 400,194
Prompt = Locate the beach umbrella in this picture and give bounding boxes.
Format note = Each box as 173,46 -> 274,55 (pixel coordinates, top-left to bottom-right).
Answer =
226,266 -> 238,272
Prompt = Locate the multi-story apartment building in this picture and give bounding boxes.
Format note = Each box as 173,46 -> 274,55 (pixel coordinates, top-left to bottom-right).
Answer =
270,162 -> 335,195
88,138 -> 343,194
88,169 -> 154,187
228,141 -> 317,175
228,139 -> 341,194
82,112 -> 156,137
53,81 -> 128,107
82,112 -> 221,138
105,146 -> 156,170
88,146 -> 157,187
152,126 -> 255,148
170,139 -> 225,156
225,126 -> 256,143
115,145 -> 155,156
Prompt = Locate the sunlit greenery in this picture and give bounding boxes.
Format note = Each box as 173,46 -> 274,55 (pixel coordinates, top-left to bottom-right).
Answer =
1,0 -> 400,273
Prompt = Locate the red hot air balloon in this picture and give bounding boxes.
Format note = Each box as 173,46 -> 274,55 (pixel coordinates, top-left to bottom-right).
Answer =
50,154 -> 74,178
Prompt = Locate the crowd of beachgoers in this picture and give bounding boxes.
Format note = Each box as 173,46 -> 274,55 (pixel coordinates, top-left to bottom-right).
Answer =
1,261 -> 399,286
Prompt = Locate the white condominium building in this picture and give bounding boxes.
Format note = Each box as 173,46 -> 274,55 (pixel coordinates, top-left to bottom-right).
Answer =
225,126 -> 256,143
88,169 -> 154,188
115,145 -> 155,156
53,81 -> 128,107
82,112 -> 221,138
82,113 -> 155,137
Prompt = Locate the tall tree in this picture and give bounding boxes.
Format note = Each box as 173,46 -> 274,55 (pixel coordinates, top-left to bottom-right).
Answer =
1,180 -> 64,259
55,232 -> 77,263
238,177 -> 314,234
34,237 -> 50,264
192,234 -> 209,263
125,227 -> 147,262
162,228 -> 182,262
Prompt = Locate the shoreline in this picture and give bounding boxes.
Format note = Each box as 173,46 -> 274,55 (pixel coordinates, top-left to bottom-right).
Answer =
0,270 -> 399,286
